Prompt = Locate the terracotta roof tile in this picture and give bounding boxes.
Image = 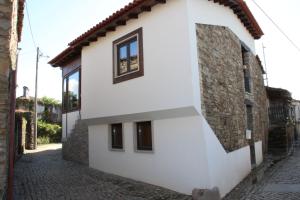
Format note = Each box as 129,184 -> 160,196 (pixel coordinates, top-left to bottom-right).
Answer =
49,0 -> 263,67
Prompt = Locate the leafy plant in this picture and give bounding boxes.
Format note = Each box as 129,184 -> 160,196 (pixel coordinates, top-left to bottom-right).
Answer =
37,136 -> 50,145
37,120 -> 62,143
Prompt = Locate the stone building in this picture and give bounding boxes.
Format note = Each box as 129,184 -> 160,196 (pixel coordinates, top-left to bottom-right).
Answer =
0,0 -> 24,198
16,86 -> 62,124
50,0 -> 268,197
267,87 -> 295,155
292,100 -> 300,141
197,24 -> 269,165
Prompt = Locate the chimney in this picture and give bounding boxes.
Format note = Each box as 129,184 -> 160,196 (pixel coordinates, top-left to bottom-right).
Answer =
23,86 -> 29,98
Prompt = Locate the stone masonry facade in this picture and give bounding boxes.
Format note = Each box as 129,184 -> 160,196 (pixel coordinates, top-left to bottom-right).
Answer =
196,24 -> 268,152
62,120 -> 89,165
0,0 -> 23,198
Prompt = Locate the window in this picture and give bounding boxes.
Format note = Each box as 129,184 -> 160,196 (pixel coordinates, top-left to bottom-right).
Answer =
246,105 -> 253,130
136,121 -> 152,151
242,46 -> 251,93
63,69 -> 80,112
113,28 -> 144,84
244,69 -> 251,93
110,123 -> 123,149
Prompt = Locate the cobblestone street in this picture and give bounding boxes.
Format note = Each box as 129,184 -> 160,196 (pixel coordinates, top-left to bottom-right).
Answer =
224,144 -> 300,200
13,144 -> 191,200
13,144 -> 300,200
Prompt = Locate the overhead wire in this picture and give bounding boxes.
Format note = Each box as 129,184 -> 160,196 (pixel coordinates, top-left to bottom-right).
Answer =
25,1 -> 37,49
249,0 -> 300,53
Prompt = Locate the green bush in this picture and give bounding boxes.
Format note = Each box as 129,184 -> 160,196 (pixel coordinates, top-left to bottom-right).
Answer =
37,136 -> 50,145
37,120 -> 62,143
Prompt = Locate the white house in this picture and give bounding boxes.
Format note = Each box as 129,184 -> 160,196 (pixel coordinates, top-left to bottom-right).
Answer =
49,0 -> 267,197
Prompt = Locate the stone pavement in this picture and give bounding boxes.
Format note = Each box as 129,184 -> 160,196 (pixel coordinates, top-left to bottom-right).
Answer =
13,144 -> 191,200
224,144 -> 300,200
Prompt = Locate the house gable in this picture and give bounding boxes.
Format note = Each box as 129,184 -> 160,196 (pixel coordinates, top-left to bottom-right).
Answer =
49,0 -> 263,67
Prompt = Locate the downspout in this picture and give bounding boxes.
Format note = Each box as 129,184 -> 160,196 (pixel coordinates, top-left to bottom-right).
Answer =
7,51 -> 19,200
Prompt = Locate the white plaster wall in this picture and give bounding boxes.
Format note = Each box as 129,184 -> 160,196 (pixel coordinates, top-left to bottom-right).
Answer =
81,0 -> 199,122
255,141 -> 263,166
89,116 -> 210,194
62,111 -> 80,140
187,0 -> 256,53
202,117 -> 251,197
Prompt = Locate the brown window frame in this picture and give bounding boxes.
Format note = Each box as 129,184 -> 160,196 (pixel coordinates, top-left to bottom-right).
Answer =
62,69 -> 81,113
113,27 -> 144,84
136,121 -> 152,151
110,123 -> 123,150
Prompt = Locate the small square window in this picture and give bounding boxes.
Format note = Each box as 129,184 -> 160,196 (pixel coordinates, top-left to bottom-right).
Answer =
136,121 -> 152,151
111,123 -> 123,149
113,28 -> 144,84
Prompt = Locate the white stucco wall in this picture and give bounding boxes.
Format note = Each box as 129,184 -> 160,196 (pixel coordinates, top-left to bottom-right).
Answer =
89,115 -> 254,196
62,111 -> 80,140
89,116 -> 210,194
81,0 -> 199,122
201,118 -> 251,197
187,0 -> 256,53
82,0 -> 258,196
255,141 -> 263,166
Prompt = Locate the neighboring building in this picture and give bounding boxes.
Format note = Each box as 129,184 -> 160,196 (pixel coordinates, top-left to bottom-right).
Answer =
292,100 -> 300,140
49,0 -> 268,197
0,0 -> 25,198
267,87 -> 295,155
16,87 -> 62,123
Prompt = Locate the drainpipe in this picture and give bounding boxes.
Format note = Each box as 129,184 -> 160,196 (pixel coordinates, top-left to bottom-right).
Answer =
7,50 -> 19,200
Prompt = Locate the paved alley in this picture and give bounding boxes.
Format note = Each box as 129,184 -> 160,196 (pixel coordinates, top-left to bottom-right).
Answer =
13,144 -> 191,200
225,145 -> 300,200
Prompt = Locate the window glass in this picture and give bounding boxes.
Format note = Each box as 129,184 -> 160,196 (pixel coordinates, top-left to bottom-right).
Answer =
246,105 -> 253,130
136,121 -> 152,151
130,40 -> 138,71
111,123 -> 123,149
63,78 -> 67,112
68,71 -> 79,111
119,45 -> 128,74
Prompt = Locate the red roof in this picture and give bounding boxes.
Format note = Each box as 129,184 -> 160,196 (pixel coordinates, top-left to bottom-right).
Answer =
49,0 -> 263,67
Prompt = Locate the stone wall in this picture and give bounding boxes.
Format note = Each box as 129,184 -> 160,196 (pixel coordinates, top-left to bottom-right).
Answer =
0,0 -> 20,198
62,120 -> 89,165
196,24 -> 268,152
0,74 -> 9,198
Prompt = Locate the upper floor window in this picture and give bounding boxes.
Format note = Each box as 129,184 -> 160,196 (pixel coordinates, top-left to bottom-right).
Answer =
113,28 -> 144,84
244,69 -> 251,93
63,69 -> 80,113
242,46 -> 251,93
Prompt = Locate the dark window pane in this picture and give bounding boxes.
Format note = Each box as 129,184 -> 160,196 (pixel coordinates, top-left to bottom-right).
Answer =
244,70 -> 251,93
63,78 -> 68,112
119,45 -> 128,74
111,123 -> 123,149
130,40 -> 138,71
68,71 -> 79,110
246,105 -> 253,130
136,121 -> 152,151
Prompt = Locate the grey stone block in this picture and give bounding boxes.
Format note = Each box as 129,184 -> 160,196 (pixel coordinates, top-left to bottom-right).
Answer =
192,187 -> 221,200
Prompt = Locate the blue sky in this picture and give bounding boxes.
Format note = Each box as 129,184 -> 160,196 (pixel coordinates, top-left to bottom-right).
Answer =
17,0 -> 300,100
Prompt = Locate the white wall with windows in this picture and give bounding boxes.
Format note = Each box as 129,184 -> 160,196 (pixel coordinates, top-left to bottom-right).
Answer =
89,115 -> 253,196
80,0 -> 259,197
81,0 -> 199,122
89,116 -> 211,194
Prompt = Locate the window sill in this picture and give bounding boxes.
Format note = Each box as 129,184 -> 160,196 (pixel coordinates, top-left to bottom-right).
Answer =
134,149 -> 154,154
109,148 -> 125,152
